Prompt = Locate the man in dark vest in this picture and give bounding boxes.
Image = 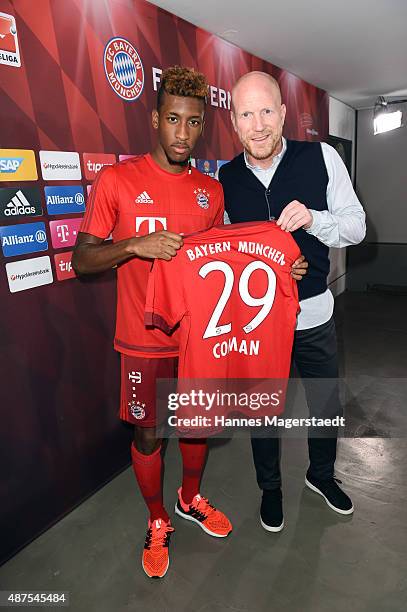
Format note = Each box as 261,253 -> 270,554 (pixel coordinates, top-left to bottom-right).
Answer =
219,71 -> 366,531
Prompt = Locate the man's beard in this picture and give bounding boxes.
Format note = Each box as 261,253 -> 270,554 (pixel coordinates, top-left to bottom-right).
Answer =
164,147 -> 189,167
243,131 -> 281,161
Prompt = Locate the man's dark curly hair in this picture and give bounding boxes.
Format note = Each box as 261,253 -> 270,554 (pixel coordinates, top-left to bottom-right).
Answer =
157,66 -> 208,110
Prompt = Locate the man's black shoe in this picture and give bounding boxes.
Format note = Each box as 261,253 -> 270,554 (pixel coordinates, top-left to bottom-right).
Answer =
260,488 -> 284,532
305,474 -> 354,515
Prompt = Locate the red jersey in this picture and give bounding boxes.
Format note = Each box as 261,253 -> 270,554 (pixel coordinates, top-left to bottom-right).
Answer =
80,154 -> 224,357
145,222 -> 301,378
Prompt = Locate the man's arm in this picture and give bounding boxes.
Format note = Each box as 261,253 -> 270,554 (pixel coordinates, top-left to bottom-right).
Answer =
72,230 -> 183,275
277,144 -> 366,247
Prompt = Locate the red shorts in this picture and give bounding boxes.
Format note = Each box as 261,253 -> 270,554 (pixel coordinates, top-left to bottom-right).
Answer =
120,354 -> 178,426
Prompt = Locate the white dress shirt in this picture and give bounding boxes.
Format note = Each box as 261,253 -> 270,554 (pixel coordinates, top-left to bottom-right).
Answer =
223,137 -> 366,330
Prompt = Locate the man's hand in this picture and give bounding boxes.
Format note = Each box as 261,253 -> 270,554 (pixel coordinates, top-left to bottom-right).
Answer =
291,255 -> 308,281
277,200 -> 313,232
130,230 -> 183,261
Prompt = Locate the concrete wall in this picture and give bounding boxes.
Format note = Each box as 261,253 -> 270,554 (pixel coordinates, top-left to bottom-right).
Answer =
328,97 -> 357,296
346,107 -> 407,291
356,107 -> 407,244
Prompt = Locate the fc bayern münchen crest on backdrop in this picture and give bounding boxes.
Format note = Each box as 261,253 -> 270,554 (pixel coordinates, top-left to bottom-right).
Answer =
194,188 -> 210,209
103,37 -> 144,102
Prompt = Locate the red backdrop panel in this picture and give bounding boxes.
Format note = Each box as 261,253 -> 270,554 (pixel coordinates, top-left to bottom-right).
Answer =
0,0 -> 328,562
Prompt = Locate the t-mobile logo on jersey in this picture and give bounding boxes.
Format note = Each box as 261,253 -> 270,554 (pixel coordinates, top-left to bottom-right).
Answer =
129,370 -> 142,400
135,216 -> 167,235
128,371 -> 142,384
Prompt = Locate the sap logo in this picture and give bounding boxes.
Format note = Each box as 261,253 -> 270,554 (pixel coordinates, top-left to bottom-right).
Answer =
0,157 -> 23,173
135,216 -> 167,235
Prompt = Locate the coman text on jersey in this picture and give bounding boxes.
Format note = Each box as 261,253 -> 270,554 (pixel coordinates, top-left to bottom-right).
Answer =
213,337 -> 260,359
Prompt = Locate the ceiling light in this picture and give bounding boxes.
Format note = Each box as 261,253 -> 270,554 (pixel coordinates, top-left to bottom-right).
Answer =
373,95 -> 407,135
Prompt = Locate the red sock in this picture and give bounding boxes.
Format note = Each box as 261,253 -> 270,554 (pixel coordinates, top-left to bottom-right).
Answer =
179,439 -> 208,504
131,442 -> 169,522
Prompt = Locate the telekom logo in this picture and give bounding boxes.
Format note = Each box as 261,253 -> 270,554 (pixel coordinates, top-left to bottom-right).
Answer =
135,216 -> 167,235
49,217 -> 82,249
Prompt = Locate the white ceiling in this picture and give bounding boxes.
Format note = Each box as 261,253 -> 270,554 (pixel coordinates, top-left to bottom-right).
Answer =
149,0 -> 407,109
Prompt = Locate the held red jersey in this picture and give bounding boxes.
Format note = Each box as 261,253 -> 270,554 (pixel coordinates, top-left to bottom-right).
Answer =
80,154 -> 224,357
145,222 -> 301,378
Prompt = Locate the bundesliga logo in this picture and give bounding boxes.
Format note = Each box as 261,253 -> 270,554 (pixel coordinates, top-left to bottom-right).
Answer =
104,37 -> 144,102
194,188 -> 210,209
0,12 -> 21,68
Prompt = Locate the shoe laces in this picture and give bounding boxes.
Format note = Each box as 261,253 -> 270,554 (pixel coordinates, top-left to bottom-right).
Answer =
333,476 -> 343,484
191,494 -> 216,520
145,519 -> 174,549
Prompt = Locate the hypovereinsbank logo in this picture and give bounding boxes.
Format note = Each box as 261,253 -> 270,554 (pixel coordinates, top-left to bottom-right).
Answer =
39,151 -> 81,180
6,255 -> 53,293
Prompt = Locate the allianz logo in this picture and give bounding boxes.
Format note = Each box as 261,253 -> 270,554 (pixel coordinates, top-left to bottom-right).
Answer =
4,190 -> 36,216
46,193 -> 84,205
2,229 -> 47,246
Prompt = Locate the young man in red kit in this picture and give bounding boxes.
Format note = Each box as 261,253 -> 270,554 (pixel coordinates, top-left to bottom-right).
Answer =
72,67 -> 232,578
73,66 -> 307,578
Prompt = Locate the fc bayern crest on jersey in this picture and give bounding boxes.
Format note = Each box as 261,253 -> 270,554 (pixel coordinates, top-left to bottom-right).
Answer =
104,37 -> 144,102
194,188 -> 210,209
129,400 -> 146,420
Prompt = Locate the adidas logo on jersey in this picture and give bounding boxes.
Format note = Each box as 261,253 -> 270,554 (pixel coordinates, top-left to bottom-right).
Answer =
135,191 -> 154,204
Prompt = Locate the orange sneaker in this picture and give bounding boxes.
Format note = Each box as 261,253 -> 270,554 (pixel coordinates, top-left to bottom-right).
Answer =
142,518 -> 174,578
174,487 -> 232,537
